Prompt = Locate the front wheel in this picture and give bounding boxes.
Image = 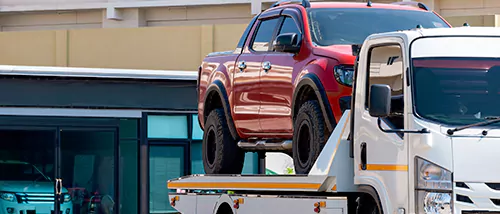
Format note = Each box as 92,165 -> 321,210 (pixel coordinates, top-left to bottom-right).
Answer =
202,108 -> 245,174
292,100 -> 328,174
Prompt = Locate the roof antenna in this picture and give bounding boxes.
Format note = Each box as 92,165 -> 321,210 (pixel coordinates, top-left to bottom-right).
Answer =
367,0 -> 372,7
463,22 -> 470,27
416,24 -> 423,29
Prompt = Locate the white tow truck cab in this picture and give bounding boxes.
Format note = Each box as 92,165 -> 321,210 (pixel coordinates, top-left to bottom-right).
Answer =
167,27 -> 500,214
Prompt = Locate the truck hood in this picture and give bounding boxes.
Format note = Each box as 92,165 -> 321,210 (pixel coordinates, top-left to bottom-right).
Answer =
452,137 -> 500,182
312,45 -> 356,64
0,181 -> 66,193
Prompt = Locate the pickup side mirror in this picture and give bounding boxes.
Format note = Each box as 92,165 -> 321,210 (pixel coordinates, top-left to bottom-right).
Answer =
273,33 -> 301,53
369,84 -> 391,117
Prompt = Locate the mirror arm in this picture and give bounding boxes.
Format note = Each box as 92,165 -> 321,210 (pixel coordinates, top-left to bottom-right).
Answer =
377,118 -> 429,134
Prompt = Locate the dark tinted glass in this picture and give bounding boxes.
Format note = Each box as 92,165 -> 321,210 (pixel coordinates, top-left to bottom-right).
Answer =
412,57 -> 500,126
252,18 -> 280,51
279,17 -> 301,35
307,8 -> 449,46
236,15 -> 259,49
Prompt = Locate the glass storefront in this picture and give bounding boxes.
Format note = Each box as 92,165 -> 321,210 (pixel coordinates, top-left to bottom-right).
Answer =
146,114 -> 258,214
0,113 -> 258,214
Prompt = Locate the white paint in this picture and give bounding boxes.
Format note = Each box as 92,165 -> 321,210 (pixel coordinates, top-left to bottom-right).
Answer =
412,36 -> 500,58
0,65 -> 198,80
264,152 -> 294,174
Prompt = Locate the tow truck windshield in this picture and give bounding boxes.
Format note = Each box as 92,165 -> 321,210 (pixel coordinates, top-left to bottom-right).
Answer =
307,8 -> 449,46
412,57 -> 500,126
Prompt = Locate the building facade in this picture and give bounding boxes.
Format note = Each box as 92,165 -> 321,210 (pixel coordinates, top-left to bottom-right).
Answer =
0,0 -> 498,72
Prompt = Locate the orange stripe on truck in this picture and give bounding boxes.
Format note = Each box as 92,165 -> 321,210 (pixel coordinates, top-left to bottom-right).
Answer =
360,164 -> 408,171
167,182 -> 322,190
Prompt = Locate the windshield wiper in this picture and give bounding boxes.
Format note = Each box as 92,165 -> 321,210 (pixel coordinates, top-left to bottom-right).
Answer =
447,116 -> 500,135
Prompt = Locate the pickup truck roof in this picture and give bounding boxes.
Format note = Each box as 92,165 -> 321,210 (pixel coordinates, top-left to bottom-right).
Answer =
309,2 -> 426,11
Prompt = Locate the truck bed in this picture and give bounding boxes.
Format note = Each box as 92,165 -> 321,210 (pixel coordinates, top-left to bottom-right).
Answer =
167,111 -> 353,193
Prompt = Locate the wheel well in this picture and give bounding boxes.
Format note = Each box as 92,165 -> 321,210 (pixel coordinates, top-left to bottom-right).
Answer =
293,85 -> 319,121
216,202 -> 233,214
204,90 -> 224,125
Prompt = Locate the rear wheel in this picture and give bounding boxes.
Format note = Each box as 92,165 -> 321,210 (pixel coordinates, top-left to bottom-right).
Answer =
202,108 -> 245,174
292,100 -> 328,174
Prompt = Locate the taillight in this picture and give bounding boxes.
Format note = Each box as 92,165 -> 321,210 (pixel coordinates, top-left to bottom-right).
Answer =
334,65 -> 354,87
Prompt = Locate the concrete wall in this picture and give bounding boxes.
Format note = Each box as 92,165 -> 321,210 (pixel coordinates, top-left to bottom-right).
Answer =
0,24 -> 248,71
0,0 -> 498,71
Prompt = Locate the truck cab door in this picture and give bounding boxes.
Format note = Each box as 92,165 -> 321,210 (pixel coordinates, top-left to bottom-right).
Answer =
232,10 -> 281,135
353,38 -> 409,213
259,10 -> 303,135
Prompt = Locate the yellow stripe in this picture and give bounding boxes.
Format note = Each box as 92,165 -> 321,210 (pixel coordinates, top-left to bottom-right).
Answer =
360,164 -> 408,171
167,182 -> 322,190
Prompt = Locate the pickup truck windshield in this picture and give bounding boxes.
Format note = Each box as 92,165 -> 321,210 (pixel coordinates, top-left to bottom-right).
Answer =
412,57 -> 500,126
307,8 -> 449,46
0,162 -> 50,182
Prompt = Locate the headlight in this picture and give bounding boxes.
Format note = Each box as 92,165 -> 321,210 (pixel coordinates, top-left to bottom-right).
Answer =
0,192 -> 16,202
415,157 -> 453,214
334,65 -> 354,87
63,193 -> 71,203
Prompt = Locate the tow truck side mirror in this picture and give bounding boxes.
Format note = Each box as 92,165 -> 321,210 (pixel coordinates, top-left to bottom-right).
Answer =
273,33 -> 301,53
369,84 -> 391,117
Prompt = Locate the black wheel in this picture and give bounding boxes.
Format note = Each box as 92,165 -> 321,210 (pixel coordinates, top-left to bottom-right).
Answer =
292,100 -> 328,174
202,108 -> 245,174
356,195 -> 381,214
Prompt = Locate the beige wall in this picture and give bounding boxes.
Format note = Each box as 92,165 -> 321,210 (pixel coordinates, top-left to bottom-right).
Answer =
0,24 -> 248,71
0,0 -> 499,71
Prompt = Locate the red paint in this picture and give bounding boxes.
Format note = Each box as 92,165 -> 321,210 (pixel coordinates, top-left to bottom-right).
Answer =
198,1 -> 452,140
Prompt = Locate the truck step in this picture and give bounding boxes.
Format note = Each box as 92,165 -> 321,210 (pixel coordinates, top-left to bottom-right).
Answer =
237,139 -> 292,151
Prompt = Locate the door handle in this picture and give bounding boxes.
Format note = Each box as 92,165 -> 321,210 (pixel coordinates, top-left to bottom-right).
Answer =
262,61 -> 271,72
237,60 -> 247,71
55,178 -> 62,195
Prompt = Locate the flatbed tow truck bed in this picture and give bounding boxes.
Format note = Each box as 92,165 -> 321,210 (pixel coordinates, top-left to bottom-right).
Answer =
167,112 -> 354,213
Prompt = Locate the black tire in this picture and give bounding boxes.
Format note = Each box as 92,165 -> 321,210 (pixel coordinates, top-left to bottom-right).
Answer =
202,108 -> 245,174
356,195 -> 381,214
292,100 -> 328,174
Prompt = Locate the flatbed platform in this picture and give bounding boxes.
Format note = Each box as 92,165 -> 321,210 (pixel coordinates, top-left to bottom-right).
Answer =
167,111 -> 353,193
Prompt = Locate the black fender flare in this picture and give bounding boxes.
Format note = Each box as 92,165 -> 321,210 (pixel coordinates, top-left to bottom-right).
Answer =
204,80 -> 239,140
292,73 -> 336,132
357,185 -> 384,214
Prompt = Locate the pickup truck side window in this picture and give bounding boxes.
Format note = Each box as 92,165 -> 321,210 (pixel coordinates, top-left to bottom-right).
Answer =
366,44 -> 405,132
235,15 -> 258,53
278,16 -> 301,37
251,18 -> 280,52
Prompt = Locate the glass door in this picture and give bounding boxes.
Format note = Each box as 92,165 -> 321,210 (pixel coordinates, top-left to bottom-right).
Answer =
0,127 -> 58,214
55,128 -> 118,214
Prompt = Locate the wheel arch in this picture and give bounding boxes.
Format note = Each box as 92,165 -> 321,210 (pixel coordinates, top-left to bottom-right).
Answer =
213,194 -> 235,214
292,73 -> 336,132
357,184 -> 386,214
203,80 -> 239,140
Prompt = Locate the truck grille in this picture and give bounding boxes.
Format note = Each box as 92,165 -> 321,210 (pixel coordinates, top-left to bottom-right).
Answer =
455,182 -> 500,213
15,193 -> 54,203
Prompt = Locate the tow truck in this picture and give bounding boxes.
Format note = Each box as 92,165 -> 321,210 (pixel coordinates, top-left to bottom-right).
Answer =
167,26 -> 500,214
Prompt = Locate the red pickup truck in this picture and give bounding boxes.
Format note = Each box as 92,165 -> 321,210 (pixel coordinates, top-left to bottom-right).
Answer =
197,0 -> 452,175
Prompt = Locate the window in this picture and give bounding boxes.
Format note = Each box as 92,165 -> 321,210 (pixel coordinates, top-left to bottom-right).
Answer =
192,115 -> 203,140
307,8 -> 449,46
149,145 -> 185,214
366,44 -> 404,131
251,18 -> 280,52
235,15 -> 259,53
278,16 -> 301,36
147,115 -> 188,139
190,141 -> 259,175
119,119 -> 139,214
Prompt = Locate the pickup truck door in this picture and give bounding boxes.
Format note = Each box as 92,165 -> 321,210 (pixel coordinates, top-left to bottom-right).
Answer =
232,13 -> 281,135
259,11 -> 302,135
